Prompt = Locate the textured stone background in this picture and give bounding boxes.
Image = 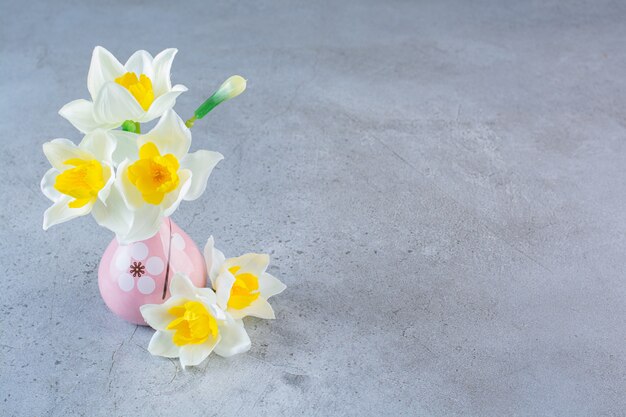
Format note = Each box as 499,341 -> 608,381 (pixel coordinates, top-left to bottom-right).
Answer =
1,0 -> 625,416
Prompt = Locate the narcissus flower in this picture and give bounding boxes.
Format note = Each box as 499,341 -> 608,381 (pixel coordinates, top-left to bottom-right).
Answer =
140,273 -> 251,368
41,131 -> 116,230
59,46 -> 187,134
204,236 -> 286,319
93,109 -> 223,242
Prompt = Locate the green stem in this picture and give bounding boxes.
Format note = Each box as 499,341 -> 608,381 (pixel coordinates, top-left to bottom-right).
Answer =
185,94 -> 222,128
121,120 -> 141,133
194,95 -> 223,120
185,115 -> 197,129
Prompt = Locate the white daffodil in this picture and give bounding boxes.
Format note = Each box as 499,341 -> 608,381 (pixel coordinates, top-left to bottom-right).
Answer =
93,109 -> 223,243
140,273 -> 251,368
41,131 -> 116,230
204,236 -> 286,319
59,46 -> 187,134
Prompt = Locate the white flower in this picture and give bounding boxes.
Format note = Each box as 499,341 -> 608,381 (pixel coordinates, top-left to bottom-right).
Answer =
59,46 -> 187,134
92,109 -> 223,243
41,131 -> 116,230
140,273 -> 251,368
204,236 -> 286,319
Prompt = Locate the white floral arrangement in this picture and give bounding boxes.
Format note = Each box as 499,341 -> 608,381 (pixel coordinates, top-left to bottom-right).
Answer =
41,47 -> 286,368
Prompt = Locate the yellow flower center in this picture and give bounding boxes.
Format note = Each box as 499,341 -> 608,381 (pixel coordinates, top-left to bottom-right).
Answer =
54,158 -> 105,208
167,301 -> 219,346
227,266 -> 260,310
115,72 -> 155,111
127,142 -> 180,205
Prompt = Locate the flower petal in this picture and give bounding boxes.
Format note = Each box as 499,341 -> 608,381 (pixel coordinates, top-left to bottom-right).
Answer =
214,270 -> 235,311
179,337 -> 220,368
259,272 -> 287,299
41,168 -> 60,201
230,297 -> 275,320
141,84 -> 187,123
196,287 -> 218,305
169,272 -> 198,299
87,46 -> 125,101
213,318 -> 251,358
152,48 -> 177,96
147,330 -> 180,358
91,187 -> 132,237
206,302 -> 227,321
79,130 -> 116,162
43,139 -> 92,171
94,82 -> 144,126
124,50 -> 154,80
203,236 -> 226,286
225,253 -> 270,277
140,303 -> 173,331
180,150 -> 223,201
116,159 -> 144,210
109,130 -> 139,166
97,164 -> 115,203
58,99 -> 103,133
118,204 -> 162,243
43,196 -> 93,230
138,109 -> 190,159
162,169 -> 192,217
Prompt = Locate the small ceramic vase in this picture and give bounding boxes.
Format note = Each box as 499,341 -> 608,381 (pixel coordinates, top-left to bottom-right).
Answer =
98,218 -> 206,325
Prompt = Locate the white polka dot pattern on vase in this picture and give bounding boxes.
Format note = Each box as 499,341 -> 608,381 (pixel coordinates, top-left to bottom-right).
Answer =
118,273 -> 134,292
114,250 -> 131,271
145,257 -> 164,275
137,276 -> 156,295
131,242 -> 149,261
171,233 -> 185,250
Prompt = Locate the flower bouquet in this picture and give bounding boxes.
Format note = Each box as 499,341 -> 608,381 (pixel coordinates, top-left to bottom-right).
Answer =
41,47 -> 286,367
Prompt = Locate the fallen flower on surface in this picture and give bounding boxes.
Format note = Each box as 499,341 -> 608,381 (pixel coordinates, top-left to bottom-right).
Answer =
140,273 -> 251,368
204,236 -> 286,320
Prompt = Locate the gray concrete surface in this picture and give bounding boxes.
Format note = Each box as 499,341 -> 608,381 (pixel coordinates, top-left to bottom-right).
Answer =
1,0 -> 625,415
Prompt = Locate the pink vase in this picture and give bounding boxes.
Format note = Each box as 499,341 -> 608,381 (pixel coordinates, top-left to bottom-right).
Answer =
98,218 -> 206,325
